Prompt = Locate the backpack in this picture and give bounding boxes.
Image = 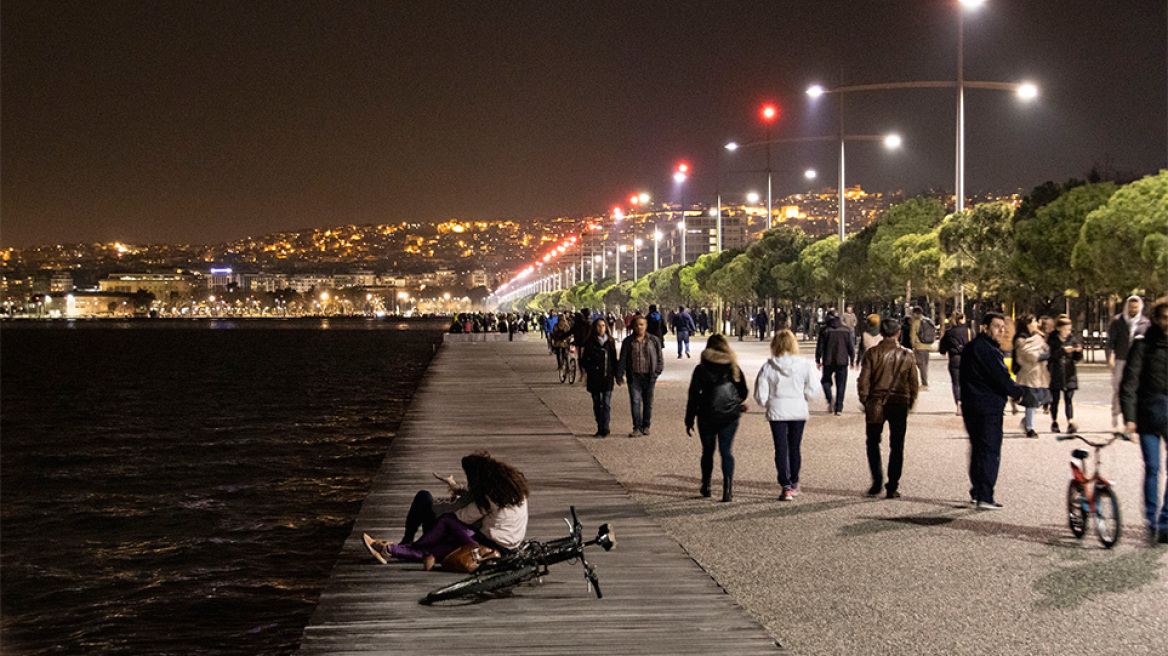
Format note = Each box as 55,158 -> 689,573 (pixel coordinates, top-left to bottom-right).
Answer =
918,318 -> 936,345
707,372 -> 742,423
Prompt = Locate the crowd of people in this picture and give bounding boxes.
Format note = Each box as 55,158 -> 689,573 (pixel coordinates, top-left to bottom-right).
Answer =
366,295 -> 1166,573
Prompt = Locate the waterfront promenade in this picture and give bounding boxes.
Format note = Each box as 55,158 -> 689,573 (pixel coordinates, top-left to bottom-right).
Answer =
299,339 -> 782,654
303,336 -> 1166,655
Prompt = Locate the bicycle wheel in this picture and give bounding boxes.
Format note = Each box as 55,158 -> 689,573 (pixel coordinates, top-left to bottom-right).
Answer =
1066,481 -> 1087,539
568,358 -> 577,384
558,359 -> 568,383
420,563 -> 540,604
1094,485 -> 1121,549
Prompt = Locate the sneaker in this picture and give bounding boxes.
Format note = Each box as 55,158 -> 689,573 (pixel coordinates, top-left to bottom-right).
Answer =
1051,421 -> 1060,434
363,534 -> 392,564
685,351 -> 691,358
976,501 -> 1004,510
780,489 -> 795,501
628,430 -> 641,437
833,411 -> 842,416
1026,429 -> 1039,438
790,483 -> 801,497
865,483 -> 883,497
640,428 -> 650,436
1067,421 -> 1078,434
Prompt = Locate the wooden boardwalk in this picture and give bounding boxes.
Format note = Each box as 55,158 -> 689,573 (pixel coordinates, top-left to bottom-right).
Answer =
299,342 -> 783,655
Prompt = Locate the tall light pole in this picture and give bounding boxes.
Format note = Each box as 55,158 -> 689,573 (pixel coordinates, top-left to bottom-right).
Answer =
677,221 -> 687,265
633,239 -> 643,281
761,104 -> 779,230
674,162 -> 688,263
653,230 -> 662,271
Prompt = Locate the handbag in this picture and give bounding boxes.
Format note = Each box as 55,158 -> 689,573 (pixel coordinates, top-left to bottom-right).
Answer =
440,543 -> 500,573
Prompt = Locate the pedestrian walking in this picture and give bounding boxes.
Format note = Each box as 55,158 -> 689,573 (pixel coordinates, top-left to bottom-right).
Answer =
902,307 -> 935,389
755,308 -> 770,341
685,334 -> 748,502
840,305 -> 858,333
815,312 -> 856,415
1109,295 -> 1151,428
697,309 -> 710,336
960,312 -> 1023,509
672,305 -> 696,358
733,309 -> 749,342
616,315 -> 664,437
646,304 -> 667,342
858,313 -> 882,360
1120,297 -> 1168,545
1047,317 -> 1083,434
1013,314 -> 1051,438
857,318 -> 920,499
755,329 -> 820,501
938,312 -> 971,415
580,318 -> 620,437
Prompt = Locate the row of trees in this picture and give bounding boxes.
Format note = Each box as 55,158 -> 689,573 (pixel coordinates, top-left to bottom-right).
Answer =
503,170 -> 1167,320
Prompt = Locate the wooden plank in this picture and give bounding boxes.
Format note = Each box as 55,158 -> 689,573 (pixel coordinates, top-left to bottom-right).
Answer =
298,343 -> 784,654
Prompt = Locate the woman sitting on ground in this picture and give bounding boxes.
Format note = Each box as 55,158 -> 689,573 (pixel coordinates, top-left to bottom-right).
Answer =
363,451 -> 529,564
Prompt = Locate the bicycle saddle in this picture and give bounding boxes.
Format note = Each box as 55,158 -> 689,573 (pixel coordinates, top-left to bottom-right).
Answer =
1071,449 -> 1089,460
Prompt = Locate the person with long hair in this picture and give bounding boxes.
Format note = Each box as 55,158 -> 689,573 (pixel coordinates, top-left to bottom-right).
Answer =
1047,317 -> 1083,434
363,451 -> 529,564
580,318 -> 620,437
755,329 -> 820,501
1013,313 -> 1051,438
686,334 -> 748,501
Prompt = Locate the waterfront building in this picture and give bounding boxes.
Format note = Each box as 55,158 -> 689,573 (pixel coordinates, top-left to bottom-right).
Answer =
241,273 -> 289,293
99,273 -> 194,299
64,291 -> 137,318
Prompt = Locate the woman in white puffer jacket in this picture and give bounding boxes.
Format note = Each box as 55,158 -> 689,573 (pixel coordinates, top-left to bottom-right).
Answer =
754,329 -> 822,501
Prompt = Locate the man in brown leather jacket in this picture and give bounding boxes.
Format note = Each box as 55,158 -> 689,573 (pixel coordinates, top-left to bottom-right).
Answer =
857,318 -> 920,498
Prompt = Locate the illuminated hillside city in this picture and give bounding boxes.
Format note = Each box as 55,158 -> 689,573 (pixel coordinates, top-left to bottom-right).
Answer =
1,186 -> 1022,318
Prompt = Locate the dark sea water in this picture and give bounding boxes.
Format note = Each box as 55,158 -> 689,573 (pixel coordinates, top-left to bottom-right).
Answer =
1,319 -> 445,655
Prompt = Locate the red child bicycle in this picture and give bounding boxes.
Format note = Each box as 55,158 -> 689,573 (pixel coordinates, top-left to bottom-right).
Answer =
1058,432 -> 1130,549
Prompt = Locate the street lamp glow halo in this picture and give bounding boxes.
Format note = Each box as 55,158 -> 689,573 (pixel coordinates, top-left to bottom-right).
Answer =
1016,82 -> 1038,100
804,169 -> 817,180
746,192 -> 760,203
724,142 -> 739,151
883,133 -> 903,149
806,84 -> 825,98
673,172 -> 687,183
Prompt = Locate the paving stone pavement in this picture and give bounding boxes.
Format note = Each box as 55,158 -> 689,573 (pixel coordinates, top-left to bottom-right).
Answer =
504,335 -> 1167,656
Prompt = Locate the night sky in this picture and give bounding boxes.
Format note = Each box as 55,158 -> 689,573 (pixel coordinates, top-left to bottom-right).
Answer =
2,1 -> 1165,248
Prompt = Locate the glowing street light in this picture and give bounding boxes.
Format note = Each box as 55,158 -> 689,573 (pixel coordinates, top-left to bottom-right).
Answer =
746,192 -> 760,204
1016,82 -> 1039,100
804,169 -> 818,180
883,133 -> 903,149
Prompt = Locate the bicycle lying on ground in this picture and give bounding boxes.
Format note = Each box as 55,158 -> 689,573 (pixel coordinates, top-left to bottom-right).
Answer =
1059,432 -> 1130,549
558,345 -> 577,384
420,506 -> 614,604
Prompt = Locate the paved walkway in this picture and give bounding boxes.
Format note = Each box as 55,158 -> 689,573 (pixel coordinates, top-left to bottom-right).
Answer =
299,342 -> 783,654
515,334 -> 1166,656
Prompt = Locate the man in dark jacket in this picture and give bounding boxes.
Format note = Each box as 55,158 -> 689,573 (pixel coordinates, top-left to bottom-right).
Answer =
572,308 -> 592,349
816,313 -> 856,415
672,306 -> 697,359
857,319 -> 919,498
755,309 -> 769,341
960,312 -> 1023,509
1120,297 -> 1168,544
938,312 -> 971,415
1109,295 -> 1151,428
617,316 -> 664,437
645,304 -> 667,341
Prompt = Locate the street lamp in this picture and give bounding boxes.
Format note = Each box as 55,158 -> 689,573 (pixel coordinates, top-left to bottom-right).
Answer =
653,230 -> 663,271
760,103 -> 779,229
633,239 -> 643,281
677,221 -> 687,265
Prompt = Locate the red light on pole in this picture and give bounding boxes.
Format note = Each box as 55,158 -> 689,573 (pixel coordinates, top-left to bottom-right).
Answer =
761,104 -> 778,123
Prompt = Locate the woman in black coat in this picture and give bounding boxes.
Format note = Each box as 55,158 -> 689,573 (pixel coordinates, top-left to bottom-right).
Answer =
580,318 -> 619,437
685,334 -> 749,502
1047,317 -> 1083,434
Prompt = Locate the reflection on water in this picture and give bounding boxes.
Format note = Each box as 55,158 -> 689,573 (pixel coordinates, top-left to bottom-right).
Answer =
1,321 -> 444,654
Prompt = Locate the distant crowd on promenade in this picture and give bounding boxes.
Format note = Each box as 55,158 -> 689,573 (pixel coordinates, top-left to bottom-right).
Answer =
526,295 -> 1168,546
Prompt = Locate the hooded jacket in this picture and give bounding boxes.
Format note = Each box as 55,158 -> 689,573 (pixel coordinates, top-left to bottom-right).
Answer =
685,348 -> 748,428
816,315 -> 856,366
753,353 -> 820,421
1107,295 -> 1151,361
1120,322 -> 1168,434
1013,332 -> 1051,389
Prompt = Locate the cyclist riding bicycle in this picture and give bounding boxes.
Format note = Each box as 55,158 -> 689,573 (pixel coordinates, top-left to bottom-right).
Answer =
551,312 -> 574,370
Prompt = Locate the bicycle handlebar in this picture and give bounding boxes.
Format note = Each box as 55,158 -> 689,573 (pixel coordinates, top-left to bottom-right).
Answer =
1056,432 -> 1132,448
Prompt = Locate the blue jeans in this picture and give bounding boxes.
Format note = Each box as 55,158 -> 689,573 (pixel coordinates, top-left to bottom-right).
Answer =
591,390 -> 612,433
770,420 -> 805,490
627,373 -> 656,431
677,330 -> 690,356
699,419 -> 738,483
821,364 -> 847,412
1140,432 -> 1168,531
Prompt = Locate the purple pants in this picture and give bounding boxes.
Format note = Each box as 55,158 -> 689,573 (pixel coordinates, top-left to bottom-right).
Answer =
390,513 -> 476,561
